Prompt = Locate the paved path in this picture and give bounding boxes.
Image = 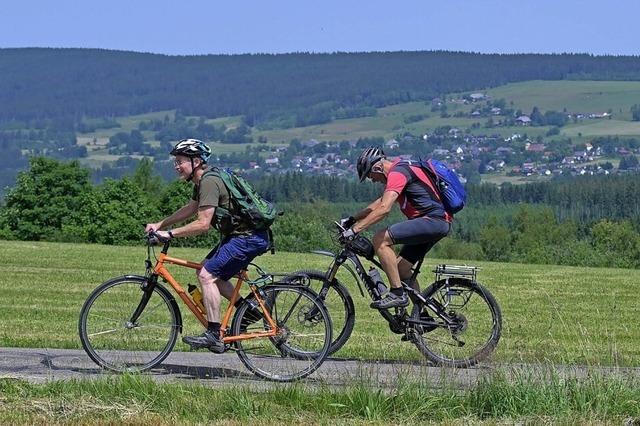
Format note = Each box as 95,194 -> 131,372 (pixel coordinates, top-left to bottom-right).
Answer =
1,347 -> 638,389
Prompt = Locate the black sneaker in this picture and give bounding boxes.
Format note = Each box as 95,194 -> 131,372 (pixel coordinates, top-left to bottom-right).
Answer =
182,330 -> 225,353
370,292 -> 409,309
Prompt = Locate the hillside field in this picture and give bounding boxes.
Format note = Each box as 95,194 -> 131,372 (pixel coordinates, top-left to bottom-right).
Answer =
72,80 -> 640,170
1,239 -> 639,366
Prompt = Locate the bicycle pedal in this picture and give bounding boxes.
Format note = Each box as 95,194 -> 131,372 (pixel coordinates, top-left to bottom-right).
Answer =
401,330 -> 417,343
207,346 -> 227,354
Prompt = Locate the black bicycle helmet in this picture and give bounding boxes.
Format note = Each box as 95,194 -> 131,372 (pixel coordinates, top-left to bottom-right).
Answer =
170,138 -> 212,163
356,146 -> 385,182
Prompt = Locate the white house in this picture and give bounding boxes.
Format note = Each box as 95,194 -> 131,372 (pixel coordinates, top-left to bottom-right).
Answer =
385,139 -> 399,149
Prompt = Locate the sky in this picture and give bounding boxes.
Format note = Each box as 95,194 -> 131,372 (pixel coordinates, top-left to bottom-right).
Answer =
1,0 -> 639,56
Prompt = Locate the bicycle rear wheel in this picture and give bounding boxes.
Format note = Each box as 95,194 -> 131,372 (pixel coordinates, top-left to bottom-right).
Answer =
410,278 -> 502,367
285,270 -> 355,355
79,276 -> 180,372
231,285 -> 332,382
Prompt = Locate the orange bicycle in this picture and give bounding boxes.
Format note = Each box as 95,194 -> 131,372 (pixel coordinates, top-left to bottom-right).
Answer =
78,232 -> 332,382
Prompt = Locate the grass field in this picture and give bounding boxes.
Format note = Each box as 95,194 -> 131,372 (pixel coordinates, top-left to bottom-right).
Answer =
2,372 -> 639,424
1,239 -> 639,366
486,80 -> 640,117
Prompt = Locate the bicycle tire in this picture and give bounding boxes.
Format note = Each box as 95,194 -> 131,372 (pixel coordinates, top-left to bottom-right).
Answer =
285,270 -> 355,355
79,276 -> 181,372
231,285 -> 332,382
410,277 -> 502,367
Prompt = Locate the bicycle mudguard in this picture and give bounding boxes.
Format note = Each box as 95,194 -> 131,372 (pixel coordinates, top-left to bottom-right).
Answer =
310,250 -> 365,297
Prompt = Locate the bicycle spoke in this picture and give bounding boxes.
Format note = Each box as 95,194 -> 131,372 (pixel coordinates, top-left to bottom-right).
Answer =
87,328 -> 121,337
87,312 -> 123,324
137,301 -> 167,319
232,285 -> 331,381
80,278 -> 179,372
411,279 -> 501,367
278,292 -> 304,324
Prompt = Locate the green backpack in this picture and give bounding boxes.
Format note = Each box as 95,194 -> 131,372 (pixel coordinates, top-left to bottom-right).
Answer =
203,168 -> 279,232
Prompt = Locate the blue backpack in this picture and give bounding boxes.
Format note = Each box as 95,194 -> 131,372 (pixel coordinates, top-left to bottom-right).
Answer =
419,158 -> 467,215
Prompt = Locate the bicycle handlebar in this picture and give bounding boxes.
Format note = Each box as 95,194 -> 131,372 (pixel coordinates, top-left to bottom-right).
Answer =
145,230 -> 171,246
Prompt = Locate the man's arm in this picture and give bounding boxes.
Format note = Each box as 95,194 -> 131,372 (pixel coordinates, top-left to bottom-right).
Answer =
353,190 -> 399,233
169,206 -> 215,238
147,200 -> 199,232
352,197 -> 382,221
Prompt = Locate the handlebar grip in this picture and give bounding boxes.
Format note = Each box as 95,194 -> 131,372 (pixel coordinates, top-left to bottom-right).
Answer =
145,230 -> 171,245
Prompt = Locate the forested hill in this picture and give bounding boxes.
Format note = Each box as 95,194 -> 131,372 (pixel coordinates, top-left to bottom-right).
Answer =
2,48 -> 640,126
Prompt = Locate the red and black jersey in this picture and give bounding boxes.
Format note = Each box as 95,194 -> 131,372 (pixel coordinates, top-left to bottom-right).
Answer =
384,159 -> 450,221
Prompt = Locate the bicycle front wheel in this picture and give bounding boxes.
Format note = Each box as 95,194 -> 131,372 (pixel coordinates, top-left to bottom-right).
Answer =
231,285 -> 332,382
410,278 -> 502,367
79,276 -> 180,372
286,270 -> 355,356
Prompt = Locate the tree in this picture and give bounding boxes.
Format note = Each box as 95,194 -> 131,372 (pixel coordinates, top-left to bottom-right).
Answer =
530,106 -> 544,126
1,157 -> 93,240
132,158 -> 162,196
590,220 -> 640,268
631,104 -> 640,121
479,217 -> 511,261
69,178 -> 157,244
619,155 -> 639,170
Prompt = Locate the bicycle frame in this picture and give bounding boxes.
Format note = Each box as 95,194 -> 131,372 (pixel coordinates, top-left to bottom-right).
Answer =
142,240 -> 278,344
317,245 -> 459,330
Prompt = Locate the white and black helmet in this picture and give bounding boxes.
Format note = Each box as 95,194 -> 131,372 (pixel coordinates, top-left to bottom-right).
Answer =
356,146 -> 385,182
170,138 -> 212,163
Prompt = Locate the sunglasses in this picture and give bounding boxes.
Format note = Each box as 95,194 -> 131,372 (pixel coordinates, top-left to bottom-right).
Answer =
173,159 -> 191,167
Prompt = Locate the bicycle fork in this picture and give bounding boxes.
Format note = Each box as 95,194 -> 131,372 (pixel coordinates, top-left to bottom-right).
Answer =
127,274 -> 158,327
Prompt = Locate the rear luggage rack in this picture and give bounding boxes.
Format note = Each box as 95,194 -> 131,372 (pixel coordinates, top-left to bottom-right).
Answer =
433,264 -> 479,282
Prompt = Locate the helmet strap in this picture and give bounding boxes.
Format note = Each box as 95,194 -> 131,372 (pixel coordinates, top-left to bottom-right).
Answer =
187,157 -> 196,182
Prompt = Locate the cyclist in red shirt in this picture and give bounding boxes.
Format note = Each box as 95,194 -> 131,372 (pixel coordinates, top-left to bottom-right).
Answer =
340,147 -> 451,309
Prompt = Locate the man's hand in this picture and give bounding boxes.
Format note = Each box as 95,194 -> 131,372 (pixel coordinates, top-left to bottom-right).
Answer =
340,227 -> 357,242
145,222 -> 162,233
339,216 -> 356,229
147,230 -> 172,245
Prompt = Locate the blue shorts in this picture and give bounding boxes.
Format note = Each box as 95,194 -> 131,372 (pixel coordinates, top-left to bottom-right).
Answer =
202,231 -> 270,281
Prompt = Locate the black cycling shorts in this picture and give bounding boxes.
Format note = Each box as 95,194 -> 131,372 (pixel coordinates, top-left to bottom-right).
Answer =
387,217 -> 450,264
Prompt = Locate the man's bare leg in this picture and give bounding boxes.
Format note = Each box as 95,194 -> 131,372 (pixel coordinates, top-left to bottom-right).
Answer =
371,229 -> 409,309
181,267 -> 227,352
372,229 -> 401,288
398,258 -> 420,292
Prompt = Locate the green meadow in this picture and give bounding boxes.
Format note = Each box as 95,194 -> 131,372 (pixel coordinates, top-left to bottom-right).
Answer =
1,239 -> 639,366
2,372 -> 640,424
72,80 -> 640,161
486,80 -> 640,118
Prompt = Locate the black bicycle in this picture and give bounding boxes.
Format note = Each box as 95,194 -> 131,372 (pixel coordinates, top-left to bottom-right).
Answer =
285,222 -> 502,367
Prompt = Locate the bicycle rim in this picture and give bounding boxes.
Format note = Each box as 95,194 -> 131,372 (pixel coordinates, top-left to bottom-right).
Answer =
412,279 -> 502,367
79,277 -> 179,372
286,270 -> 354,355
232,285 -> 332,382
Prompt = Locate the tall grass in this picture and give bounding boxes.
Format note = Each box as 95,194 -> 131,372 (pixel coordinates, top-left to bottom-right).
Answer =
1,370 -> 639,424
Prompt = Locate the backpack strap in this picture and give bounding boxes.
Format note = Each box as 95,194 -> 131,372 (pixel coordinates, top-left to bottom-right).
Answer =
400,160 -> 442,203
401,159 -> 452,222
268,228 -> 275,254
200,168 -> 244,231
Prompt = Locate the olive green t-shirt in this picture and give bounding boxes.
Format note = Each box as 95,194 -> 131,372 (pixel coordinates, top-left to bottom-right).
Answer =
191,170 -> 250,236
